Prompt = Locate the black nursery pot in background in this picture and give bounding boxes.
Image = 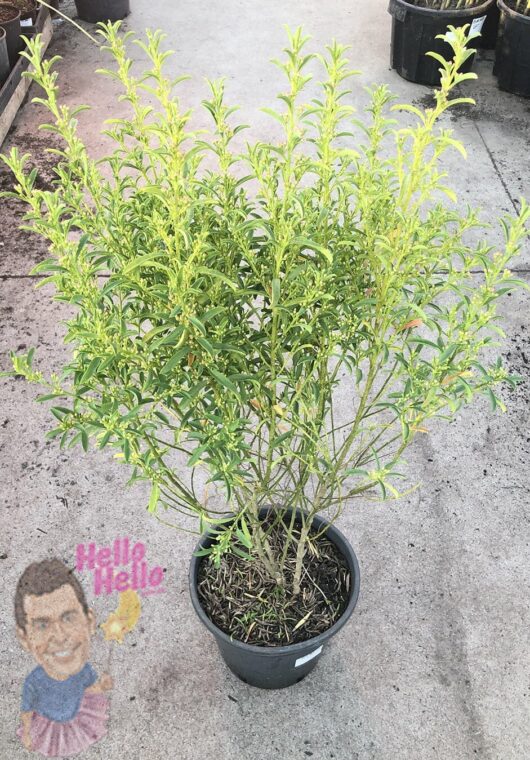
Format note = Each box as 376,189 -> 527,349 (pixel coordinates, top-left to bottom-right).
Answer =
0,28 -> 10,86
189,510 -> 361,690
75,0 -> 130,23
494,0 -> 530,97
0,3 -> 21,68
478,1 -> 500,48
388,0 -> 494,86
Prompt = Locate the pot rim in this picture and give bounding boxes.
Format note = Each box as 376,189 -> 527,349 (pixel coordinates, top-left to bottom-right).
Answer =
8,0 -> 37,11
189,508 -> 361,656
391,0 -> 494,18
0,4 -> 22,21
497,0 -> 530,22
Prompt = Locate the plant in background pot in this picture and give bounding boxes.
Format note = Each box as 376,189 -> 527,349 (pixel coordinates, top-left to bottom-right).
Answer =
494,0 -> 530,97
1,24 -> 528,689
388,0 -> 495,84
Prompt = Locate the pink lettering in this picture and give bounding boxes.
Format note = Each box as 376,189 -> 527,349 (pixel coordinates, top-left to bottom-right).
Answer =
94,565 -> 113,595
131,542 -> 145,563
114,571 -> 130,592
79,537 -> 164,597
113,538 -> 120,566
76,542 -> 96,572
149,566 -> 164,587
130,561 -> 144,590
97,547 -> 111,566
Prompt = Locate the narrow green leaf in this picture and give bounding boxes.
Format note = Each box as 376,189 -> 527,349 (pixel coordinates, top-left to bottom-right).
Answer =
209,367 -> 239,395
148,482 -> 160,513
161,346 -> 188,375
188,444 -> 208,467
232,546 -> 253,561
272,278 -> 281,307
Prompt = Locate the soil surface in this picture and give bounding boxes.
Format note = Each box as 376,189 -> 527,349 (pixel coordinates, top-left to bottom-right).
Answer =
0,6 -> 20,22
0,130 -> 61,274
197,516 -> 351,647
8,0 -> 36,14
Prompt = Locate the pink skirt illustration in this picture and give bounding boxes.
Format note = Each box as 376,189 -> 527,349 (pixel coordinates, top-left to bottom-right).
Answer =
17,692 -> 109,757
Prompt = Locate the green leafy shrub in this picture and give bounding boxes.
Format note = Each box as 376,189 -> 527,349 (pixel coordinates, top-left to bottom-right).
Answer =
2,25 -> 528,592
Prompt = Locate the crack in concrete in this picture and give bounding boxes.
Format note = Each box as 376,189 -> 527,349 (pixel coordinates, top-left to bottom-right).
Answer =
471,119 -> 519,216
420,436 -> 492,760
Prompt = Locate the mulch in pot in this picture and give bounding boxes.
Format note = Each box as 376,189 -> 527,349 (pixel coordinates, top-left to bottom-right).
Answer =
197,517 -> 351,647
0,5 -> 19,22
6,0 -> 35,14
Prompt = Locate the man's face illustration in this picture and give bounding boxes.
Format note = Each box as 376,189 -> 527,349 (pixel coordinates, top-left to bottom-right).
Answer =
17,584 -> 95,681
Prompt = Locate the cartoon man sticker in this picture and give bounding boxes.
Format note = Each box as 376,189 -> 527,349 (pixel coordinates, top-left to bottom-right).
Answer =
15,558 -> 112,756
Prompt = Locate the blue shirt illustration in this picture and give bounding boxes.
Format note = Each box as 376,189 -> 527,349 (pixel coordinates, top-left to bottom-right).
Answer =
21,663 -> 97,723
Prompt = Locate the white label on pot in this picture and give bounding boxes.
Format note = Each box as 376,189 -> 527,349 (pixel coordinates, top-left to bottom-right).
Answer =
470,16 -> 487,37
295,646 -> 323,668
21,19 -> 33,27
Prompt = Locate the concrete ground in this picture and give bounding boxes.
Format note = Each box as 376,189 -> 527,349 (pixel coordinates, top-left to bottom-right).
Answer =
1,1 -> 529,758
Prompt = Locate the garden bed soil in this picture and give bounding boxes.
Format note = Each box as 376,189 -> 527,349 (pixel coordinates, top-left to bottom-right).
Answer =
0,132 -> 60,271
197,517 -> 351,647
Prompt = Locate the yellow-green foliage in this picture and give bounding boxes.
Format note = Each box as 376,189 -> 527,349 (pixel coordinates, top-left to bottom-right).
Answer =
2,25 -> 528,585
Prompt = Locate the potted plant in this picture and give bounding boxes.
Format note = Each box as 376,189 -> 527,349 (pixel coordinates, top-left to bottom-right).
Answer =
8,0 -> 38,24
74,0 -> 129,23
0,3 -> 21,67
2,24 -> 528,689
388,0 -> 495,84
494,1 -> 530,96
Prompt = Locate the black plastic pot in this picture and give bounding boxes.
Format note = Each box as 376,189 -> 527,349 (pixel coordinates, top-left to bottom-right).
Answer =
0,28 -> 9,86
479,1 -> 500,47
10,0 -> 38,22
494,0 -> 530,97
388,0 -> 494,86
189,509 -> 361,690
0,4 -> 21,68
74,0 -> 130,23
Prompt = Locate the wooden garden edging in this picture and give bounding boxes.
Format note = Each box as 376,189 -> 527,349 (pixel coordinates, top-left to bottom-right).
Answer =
0,7 -> 53,147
